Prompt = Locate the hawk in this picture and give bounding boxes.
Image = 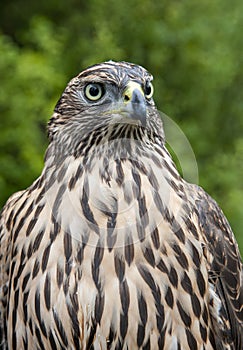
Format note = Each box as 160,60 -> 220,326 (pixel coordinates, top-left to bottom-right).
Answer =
0,61 -> 243,350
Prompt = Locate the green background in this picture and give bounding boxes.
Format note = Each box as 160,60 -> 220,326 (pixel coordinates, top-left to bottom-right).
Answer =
0,0 -> 242,254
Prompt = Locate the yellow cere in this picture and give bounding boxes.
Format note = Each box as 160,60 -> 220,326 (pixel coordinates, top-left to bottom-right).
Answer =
123,81 -> 144,101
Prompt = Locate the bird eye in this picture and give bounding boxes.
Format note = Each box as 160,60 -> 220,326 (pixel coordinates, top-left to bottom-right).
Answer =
84,83 -> 104,101
144,82 -> 154,99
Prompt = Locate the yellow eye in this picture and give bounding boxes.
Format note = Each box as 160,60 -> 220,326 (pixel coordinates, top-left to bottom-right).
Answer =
84,83 -> 104,101
144,82 -> 154,99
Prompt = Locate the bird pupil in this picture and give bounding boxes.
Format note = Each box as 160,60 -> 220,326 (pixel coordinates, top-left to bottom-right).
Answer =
145,84 -> 151,96
90,85 -> 99,96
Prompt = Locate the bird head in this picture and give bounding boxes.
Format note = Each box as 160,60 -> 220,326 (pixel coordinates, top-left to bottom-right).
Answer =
47,61 -> 164,157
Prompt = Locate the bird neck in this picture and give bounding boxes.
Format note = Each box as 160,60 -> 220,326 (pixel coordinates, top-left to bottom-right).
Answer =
38,125 -> 185,250
45,123 -> 165,167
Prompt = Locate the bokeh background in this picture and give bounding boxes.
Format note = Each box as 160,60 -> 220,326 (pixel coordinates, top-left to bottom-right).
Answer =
0,0 -> 242,254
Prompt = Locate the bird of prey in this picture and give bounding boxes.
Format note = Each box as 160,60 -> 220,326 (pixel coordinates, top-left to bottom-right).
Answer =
0,61 -> 242,350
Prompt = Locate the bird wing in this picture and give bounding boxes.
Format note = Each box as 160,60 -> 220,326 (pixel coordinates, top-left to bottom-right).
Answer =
0,190 -> 25,348
0,203 -> 10,349
192,184 -> 243,349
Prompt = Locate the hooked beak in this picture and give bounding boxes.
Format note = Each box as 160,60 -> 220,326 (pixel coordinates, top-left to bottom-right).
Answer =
121,82 -> 147,127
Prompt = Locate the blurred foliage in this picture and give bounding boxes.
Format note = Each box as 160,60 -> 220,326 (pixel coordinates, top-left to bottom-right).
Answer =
0,0 -> 243,254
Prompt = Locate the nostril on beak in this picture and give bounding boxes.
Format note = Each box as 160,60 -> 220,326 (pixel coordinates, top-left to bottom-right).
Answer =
124,94 -> 130,102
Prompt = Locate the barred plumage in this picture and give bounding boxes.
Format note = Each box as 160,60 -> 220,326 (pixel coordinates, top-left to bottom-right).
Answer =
1,61 -> 243,349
